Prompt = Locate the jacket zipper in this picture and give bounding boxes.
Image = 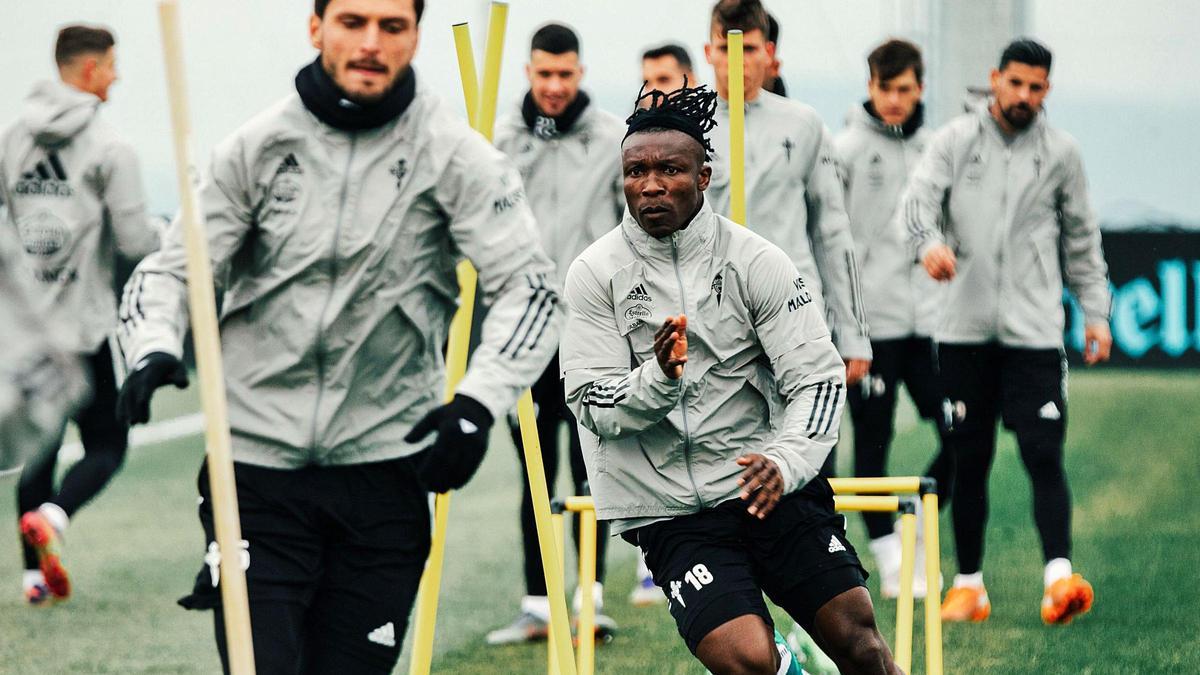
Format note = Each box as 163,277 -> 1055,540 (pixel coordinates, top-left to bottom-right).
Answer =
311,134 -> 357,454
670,234 -> 704,508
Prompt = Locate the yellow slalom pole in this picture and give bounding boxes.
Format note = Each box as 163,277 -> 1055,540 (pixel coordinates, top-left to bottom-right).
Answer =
548,512 -> 566,675
578,508 -> 597,675
833,495 -> 900,512
476,1 -> 508,144
895,511 -> 918,674
157,2 -> 254,672
923,492 -> 944,675
829,476 -> 923,495
406,18 -> 487,675
727,29 -> 746,226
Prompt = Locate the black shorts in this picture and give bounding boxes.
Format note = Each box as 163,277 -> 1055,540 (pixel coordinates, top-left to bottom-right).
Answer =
180,456 -> 431,674
622,478 -> 867,654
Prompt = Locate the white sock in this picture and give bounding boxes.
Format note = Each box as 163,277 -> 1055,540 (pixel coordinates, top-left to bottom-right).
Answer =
520,595 -> 550,622
38,503 -> 69,533
572,581 -> 604,613
869,533 -> 902,575
954,572 -> 984,589
22,570 -> 45,591
1044,558 -> 1072,587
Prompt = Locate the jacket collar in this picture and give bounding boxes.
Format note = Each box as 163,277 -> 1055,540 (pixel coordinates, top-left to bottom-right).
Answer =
621,198 -> 717,263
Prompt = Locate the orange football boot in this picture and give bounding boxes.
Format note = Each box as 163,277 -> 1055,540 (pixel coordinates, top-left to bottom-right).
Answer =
940,585 -> 991,622
1041,573 -> 1094,625
19,511 -> 70,600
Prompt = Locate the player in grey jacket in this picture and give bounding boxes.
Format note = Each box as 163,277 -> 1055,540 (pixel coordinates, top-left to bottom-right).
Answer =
702,1 -> 871,399
0,25 -> 158,606
116,1 -> 560,671
489,23 -> 625,643
903,39 -> 1110,626
563,82 -> 899,675
833,39 -> 951,601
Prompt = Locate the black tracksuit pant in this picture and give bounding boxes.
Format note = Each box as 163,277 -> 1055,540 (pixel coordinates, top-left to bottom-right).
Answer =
938,342 -> 1072,575
510,353 -> 607,596
17,342 -> 128,569
846,337 -> 954,540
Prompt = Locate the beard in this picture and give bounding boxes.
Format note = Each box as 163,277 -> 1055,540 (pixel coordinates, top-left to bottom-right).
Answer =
1001,102 -> 1037,130
321,56 -> 397,106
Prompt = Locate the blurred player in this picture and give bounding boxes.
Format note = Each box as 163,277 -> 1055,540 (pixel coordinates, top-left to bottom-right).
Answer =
563,80 -> 900,675
703,0 -> 871,449
764,13 -> 786,97
488,22 -> 625,644
116,0 -> 559,671
833,39 -> 951,600
0,24 -> 158,605
641,43 -> 697,95
903,38 -> 1111,625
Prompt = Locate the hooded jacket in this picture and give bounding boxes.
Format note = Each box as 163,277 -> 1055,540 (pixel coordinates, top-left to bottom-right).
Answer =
494,96 -> 626,288
834,103 -> 941,339
706,91 -> 871,361
118,83 -> 561,469
0,80 -> 159,354
902,104 -> 1110,347
562,201 -> 845,529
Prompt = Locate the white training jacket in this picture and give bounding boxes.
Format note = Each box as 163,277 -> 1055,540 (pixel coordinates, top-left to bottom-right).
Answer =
707,92 -> 871,361
494,98 -> 626,288
562,200 -> 846,530
0,80 -> 159,354
902,104 -> 1110,348
834,103 -> 941,340
119,83 -> 561,469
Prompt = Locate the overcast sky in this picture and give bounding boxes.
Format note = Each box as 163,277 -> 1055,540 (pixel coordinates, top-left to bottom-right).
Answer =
4,0 -> 1198,223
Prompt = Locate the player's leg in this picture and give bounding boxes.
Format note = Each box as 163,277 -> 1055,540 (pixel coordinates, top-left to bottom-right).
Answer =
999,348 -> 1092,623
902,337 -> 955,501
489,357 -> 563,644
180,460 -> 323,674
627,506 -> 783,674
937,343 -> 1002,621
847,339 -> 903,596
755,480 -> 896,675
302,456 -> 431,673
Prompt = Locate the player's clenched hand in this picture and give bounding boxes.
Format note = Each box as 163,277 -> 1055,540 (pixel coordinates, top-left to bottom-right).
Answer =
845,358 -> 870,386
922,243 -> 957,281
1083,323 -> 1112,366
117,352 -> 189,426
736,453 -> 784,519
654,315 -> 688,379
405,394 -> 495,493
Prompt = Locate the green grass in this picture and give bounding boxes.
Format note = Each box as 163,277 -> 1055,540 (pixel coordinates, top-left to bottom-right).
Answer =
1,371 -> 1198,673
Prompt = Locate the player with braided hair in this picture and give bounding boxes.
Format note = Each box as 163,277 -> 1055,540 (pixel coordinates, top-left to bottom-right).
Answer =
562,82 -> 899,675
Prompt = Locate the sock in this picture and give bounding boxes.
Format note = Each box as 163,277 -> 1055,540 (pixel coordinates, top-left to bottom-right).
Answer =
869,532 -> 902,576
1044,558 -> 1072,587
572,581 -> 604,613
38,503 -> 69,533
520,595 -> 550,622
954,572 -> 984,588
23,570 -> 45,591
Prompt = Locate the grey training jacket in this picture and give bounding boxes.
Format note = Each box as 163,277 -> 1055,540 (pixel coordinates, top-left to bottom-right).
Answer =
118,83 -> 562,469
562,200 -> 846,530
494,98 -> 625,287
902,104 -> 1110,348
707,92 -> 871,360
833,103 -> 941,340
0,80 -> 159,354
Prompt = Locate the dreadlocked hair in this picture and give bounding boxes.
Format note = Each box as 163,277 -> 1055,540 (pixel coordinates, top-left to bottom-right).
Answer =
624,77 -> 719,160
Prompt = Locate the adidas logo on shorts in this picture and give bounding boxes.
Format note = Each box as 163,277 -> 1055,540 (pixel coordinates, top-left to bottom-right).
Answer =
827,535 -> 846,554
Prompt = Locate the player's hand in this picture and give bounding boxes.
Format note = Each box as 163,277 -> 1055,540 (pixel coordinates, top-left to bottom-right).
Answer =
654,315 -> 688,379
845,358 -> 870,386
736,453 -> 784,520
405,394 -> 495,493
922,244 -> 957,281
1083,323 -> 1112,366
116,352 -> 189,426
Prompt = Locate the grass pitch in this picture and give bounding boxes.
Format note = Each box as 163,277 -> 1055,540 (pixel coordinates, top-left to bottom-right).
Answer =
1,371 -> 1197,673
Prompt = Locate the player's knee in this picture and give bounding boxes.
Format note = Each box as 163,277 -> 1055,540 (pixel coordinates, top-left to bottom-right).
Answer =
828,623 -> 890,673
716,644 -> 779,675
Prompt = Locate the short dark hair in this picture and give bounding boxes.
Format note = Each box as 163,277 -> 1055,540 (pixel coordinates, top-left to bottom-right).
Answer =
55,25 -> 115,67
314,0 -> 424,23
710,0 -> 769,38
868,39 -> 924,85
767,13 -> 780,45
531,23 -> 579,55
642,44 -> 693,71
999,38 -> 1052,72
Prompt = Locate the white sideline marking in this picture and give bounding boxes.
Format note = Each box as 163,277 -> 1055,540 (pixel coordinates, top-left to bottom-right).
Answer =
0,413 -> 205,476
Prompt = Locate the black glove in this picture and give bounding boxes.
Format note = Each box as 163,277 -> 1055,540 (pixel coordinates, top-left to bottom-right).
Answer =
117,352 -> 189,426
404,394 -> 495,493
